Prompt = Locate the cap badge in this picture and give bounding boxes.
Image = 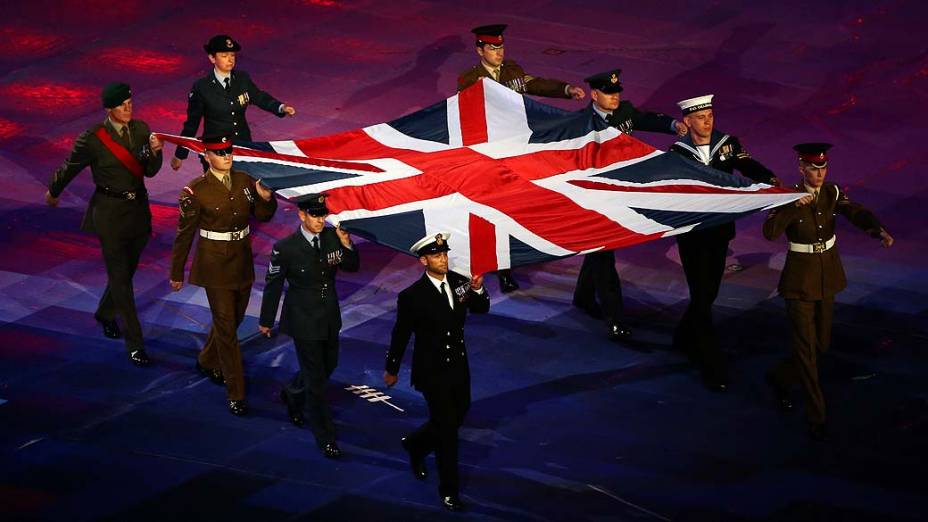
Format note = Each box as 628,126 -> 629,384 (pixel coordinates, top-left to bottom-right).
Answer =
225,39 -> 233,48
435,234 -> 444,246
221,136 -> 228,143
317,196 -> 325,203
610,73 -> 618,84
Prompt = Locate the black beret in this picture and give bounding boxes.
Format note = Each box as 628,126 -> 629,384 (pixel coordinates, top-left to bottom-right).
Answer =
101,82 -> 131,109
296,193 -> 330,217
584,69 -> 623,94
204,34 -> 241,54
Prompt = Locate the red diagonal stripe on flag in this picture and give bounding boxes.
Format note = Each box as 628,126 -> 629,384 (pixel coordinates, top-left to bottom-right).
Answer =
569,179 -> 794,194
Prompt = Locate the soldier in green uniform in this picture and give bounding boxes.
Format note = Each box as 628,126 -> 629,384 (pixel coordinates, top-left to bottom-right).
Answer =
258,194 -> 359,458
45,82 -> 163,367
763,143 -> 893,440
457,24 -> 585,293
170,135 -> 278,416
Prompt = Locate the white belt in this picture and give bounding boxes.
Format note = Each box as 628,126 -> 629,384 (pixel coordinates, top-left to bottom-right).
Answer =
199,225 -> 250,241
789,235 -> 835,253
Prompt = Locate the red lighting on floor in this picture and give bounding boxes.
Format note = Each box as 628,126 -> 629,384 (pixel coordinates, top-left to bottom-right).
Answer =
0,81 -> 96,112
0,27 -> 62,58
88,47 -> 185,73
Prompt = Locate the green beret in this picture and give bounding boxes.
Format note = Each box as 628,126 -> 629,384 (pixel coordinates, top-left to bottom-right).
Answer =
102,82 -> 131,109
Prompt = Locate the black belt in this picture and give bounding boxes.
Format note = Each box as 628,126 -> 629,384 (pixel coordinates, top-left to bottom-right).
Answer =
96,186 -> 147,201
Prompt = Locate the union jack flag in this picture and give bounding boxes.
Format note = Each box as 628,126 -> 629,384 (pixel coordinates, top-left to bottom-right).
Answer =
157,79 -> 801,276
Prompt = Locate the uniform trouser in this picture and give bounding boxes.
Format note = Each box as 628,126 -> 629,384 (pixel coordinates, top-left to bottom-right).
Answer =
201,286 -> 251,401
405,381 -> 471,497
573,250 -> 623,323
94,233 -> 149,351
673,234 -> 729,380
286,337 -> 339,446
770,297 -> 834,425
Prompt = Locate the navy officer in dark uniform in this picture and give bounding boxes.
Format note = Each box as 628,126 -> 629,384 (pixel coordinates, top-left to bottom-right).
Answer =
258,194 -> 359,458
170,34 -> 296,172
572,69 -> 687,341
384,233 -> 490,512
46,82 -> 163,367
669,94 -> 779,391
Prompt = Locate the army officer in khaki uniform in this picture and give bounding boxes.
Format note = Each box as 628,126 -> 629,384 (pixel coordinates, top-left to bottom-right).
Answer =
170,134 -> 278,416
458,24 -> 585,294
763,143 -> 893,440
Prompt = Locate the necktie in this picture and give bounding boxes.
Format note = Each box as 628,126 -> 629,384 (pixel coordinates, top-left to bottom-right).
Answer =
120,126 -> 131,147
440,282 -> 452,309
221,174 -> 231,190
311,236 -> 319,252
491,68 -> 500,81
223,77 -> 231,92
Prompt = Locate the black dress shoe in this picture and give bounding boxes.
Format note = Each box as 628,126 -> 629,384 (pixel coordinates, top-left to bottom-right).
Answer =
322,442 -> 341,459
765,374 -> 794,411
128,349 -> 150,367
280,389 -> 304,427
808,423 -> 826,441
607,322 -> 632,340
401,437 -> 427,480
441,495 -> 464,512
196,360 -> 225,386
228,400 -> 248,416
497,272 -> 520,293
97,318 -> 122,339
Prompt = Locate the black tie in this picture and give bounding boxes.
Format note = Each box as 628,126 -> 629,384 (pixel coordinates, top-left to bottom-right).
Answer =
311,236 -> 319,252
440,282 -> 452,310
223,77 -> 231,92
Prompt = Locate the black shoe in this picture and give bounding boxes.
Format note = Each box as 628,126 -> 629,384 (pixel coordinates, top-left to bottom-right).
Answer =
765,374 -> 794,412
441,495 -> 464,512
196,360 -> 225,386
280,389 -> 304,427
808,423 -> 826,441
97,317 -> 122,339
228,400 -> 248,416
128,349 -> 150,367
607,321 -> 632,340
322,442 -> 341,459
572,300 -> 604,319
498,272 -> 519,293
401,437 -> 427,480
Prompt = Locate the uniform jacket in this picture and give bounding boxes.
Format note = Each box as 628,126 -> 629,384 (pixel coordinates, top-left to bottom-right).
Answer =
386,272 -> 490,391
763,181 -> 883,300
589,100 -> 676,136
170,168 -> 278,289
174,70 -> 285,159
259,226 -> 360,341
457,59 -> 570,98
670,129 -> 778,243
48,118 -> 162,238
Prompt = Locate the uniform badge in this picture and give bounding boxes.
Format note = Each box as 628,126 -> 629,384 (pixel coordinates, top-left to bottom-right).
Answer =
225,39 -> 234,49
243,186 -> 255,203
327,249 -> 343,266
435,234 -> 444,246
610,73 -> 618,84
236,91 -> 250,106
454,282 -> 471,303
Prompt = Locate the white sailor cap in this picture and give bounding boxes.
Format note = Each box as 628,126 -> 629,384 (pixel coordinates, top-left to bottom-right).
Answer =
677,94 -> 714,115
410,232 -> 451,256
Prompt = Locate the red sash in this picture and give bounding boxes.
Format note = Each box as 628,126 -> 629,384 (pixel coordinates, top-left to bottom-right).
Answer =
94,126 -> 144,179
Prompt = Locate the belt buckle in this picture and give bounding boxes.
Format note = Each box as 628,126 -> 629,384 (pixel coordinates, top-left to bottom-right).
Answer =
812,242 -> 824,253
125,191 -> 136,200
230,230 -> 241,241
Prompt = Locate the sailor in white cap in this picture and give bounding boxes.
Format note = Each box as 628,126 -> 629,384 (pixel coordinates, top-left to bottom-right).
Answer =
383,232 -> 489,512
668,94 -> 780,393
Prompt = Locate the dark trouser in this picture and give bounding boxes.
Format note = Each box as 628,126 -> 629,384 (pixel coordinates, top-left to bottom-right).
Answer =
573,250 -> 623,323
94,233 -> 149,351
405,381 -> 471,497
769,297 -> 834,425
286,337 -> 340,446
673,234 -> 729,381
201,286 -> 251,401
